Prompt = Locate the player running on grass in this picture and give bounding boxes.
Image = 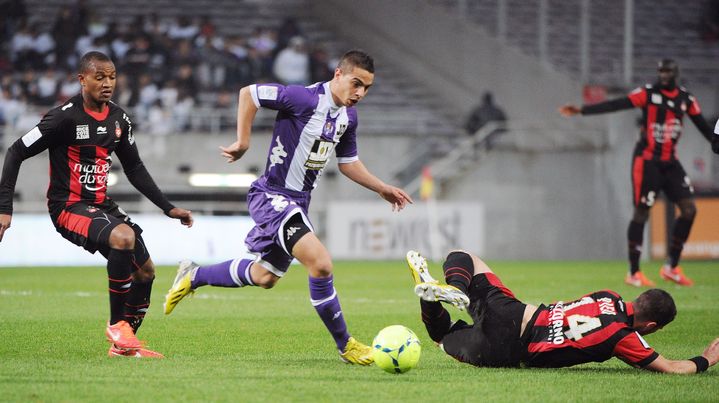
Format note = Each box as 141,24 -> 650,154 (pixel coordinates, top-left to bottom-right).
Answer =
0,51 -> 194,358
560,59 -> 719,288
405,250 -> 719,373
164,50 -> 413,365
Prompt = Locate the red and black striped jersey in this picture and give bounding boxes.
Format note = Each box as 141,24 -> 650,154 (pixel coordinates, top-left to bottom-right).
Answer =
0,94 -> 173,215
627,85 -> 702,162
523,290 -> 658,368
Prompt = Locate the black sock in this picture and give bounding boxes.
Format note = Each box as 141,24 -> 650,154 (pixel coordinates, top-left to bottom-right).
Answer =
627,220 -> 644,275
442,251 -> 473,295
107,249 -> 134,325
667,217 -> 693,268
420,299 -> 451,343
125,277 -> 153,334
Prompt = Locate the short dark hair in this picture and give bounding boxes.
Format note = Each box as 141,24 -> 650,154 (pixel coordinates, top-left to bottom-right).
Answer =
634,289 -> 677,328
79,51 -> 113,74
337,49 -> 374,74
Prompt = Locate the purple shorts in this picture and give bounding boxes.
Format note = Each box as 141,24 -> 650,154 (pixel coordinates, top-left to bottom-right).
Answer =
244,178 -> 314,276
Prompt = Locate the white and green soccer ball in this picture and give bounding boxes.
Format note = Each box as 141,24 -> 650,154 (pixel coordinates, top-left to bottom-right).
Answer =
372,325 -> 421,374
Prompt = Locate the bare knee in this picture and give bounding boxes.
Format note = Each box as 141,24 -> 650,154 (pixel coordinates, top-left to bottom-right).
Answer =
250,263 -> 280,289
305,256 -> 333,278
109,224 -> 135,250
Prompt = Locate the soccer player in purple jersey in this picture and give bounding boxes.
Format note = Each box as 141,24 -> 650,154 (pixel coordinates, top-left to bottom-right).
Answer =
163,50 -> 413,364
406,250 -> 719,373
0,52 -> 194,358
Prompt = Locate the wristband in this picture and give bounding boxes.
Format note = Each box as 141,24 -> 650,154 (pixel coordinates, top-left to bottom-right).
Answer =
689,356 -> 709,373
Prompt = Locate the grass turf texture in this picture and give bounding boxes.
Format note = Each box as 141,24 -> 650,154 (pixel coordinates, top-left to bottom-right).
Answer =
0,260 -> 717,402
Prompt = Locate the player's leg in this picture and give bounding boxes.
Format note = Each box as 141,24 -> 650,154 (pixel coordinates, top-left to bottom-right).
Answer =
289,217 -> 371,365
407,250 -> 469,310
659,164 -> 695,286
626,157 -> 657,287
104,223 -> 144,349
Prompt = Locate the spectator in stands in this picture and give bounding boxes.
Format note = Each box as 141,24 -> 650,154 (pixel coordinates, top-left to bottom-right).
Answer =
309,45 -> 334,83
2,0 -> 27,39
123,34 -> 153,80
35,67 -> 59,106
51,5 -> 84,70
175,64 -> 198,103
272,36 -> 310,85
275,17 -> 303,57
167,16 -> 199,42
464,92 -> 507,150
247,27 -> 277,78
57,71 -> 81,103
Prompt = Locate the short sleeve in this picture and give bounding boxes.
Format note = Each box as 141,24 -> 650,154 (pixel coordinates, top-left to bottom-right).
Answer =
687,94 -> 701,116
335,118 -> 359,163
614,331 -> 658,367
627,87 -> 647,108
249,83 -> 314,115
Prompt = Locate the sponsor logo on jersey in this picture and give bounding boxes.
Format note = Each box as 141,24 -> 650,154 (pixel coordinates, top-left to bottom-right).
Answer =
96,126 -> 107,135
269,137 -> 287,168
73,157 -> 110,192
667,100 -> 674,108
651,93 -> 662,105
597,297 -> 617,315
680,102 -> 686,112
305,139 -> 333,170
76,125 -> 90,140
115,121 -> 121,138
650,118 -> 681,143
86,206 -> 99,213
22,127 -> 43,147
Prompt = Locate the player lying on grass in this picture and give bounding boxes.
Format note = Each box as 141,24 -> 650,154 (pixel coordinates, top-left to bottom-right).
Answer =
405,250 -> 719,373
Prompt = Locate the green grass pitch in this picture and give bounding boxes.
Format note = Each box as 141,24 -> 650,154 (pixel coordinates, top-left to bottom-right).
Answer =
1,260 -> 717,402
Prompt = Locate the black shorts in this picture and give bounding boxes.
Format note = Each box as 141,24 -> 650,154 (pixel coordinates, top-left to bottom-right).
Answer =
631,158 -> 694,208
49,200 -> 150,267
440,272 -> 526,367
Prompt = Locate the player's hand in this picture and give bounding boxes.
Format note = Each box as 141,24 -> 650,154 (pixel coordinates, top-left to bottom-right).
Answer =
559,104 -> 581,117
379,185 -> 413,212
220,141 -> 248,163
702,337 -> 719,366
168,207 -> 194,228
0,213 -> 11,242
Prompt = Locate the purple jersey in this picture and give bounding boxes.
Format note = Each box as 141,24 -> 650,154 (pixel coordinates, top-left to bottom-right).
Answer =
249,82 -> 359,192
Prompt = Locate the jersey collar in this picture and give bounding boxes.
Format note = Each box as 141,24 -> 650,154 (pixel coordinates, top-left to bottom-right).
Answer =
84,104 -> 110,121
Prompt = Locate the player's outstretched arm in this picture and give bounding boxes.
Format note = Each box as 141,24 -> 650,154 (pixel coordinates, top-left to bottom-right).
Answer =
220,86 -> 258,163
558,104 -> 581,117
167,207 -> 194,228
338,160 -> 413,211
644,337 -> 719,374
0,213 -> 11,242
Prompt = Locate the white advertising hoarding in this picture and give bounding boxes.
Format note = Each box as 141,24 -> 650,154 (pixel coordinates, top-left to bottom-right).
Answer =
327,202 -> 484,260
1,214 -> 255,266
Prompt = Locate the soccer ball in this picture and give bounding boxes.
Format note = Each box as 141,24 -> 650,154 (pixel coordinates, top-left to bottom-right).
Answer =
372,325 -> 421,374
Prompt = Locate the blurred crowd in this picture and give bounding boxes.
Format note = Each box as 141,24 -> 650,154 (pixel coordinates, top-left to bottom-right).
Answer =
0,0 -> 337,139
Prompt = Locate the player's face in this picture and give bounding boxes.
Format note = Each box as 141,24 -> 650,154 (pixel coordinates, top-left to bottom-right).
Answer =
79,60 -> 117,104
658,68 -> 676,88
332,66 -> 374,107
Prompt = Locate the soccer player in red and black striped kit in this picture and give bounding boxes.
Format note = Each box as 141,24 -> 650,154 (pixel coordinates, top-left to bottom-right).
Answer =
0,51 -> 194,358
560,59 -> 719,288
406,250 -> 719,373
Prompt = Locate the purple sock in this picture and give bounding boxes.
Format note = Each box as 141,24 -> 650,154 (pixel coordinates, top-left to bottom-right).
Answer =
192,259 -> 255,288
309,275 -> 350,351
